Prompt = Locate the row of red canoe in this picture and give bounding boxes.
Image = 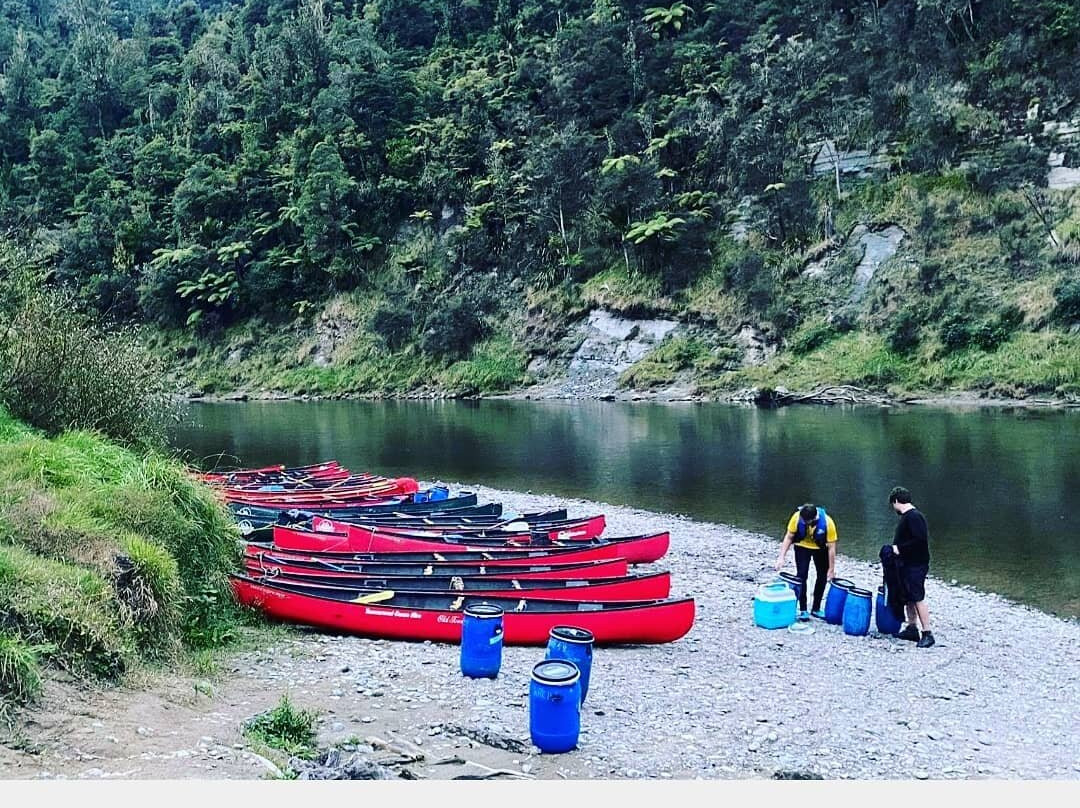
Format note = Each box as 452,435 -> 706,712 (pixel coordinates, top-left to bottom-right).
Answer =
213,460 -> 695,645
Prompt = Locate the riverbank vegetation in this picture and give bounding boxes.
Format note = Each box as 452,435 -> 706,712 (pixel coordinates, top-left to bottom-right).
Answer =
0,250 -> 241,720
1,1 -> 1079,399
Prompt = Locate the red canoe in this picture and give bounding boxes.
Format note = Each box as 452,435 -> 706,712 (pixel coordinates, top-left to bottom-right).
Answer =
230,575 -> 695,645
243,549 -> 631,580
270,525 -> 670,564
242,569 -> 671,601
245,540 -> 628,567
309,514 -> 607,542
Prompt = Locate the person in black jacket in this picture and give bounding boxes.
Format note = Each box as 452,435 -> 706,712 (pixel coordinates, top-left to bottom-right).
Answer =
889,486 -> 935,648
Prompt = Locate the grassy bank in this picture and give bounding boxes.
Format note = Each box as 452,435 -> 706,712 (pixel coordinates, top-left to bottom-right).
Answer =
0,408 -> 242,717
147,291 -> 531,399
690,330 -> 1080,400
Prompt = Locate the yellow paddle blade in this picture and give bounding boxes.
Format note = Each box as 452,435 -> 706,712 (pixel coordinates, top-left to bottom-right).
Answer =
350,590 -> 395,604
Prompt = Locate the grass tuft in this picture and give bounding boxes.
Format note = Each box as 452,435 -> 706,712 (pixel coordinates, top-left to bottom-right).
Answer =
243,693 -> 319,758
0,631 -> 46,705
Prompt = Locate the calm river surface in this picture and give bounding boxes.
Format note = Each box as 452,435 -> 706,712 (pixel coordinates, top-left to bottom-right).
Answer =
170,400 -> 1080,618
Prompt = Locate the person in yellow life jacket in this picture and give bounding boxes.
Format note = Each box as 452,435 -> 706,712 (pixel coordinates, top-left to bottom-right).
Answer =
774,503 -> 838,621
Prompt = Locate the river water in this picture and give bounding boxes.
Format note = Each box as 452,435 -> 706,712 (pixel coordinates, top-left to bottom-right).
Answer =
170,399 -> 1080,618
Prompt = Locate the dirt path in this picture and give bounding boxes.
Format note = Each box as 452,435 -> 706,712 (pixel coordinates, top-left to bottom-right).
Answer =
0,635 -> 593,781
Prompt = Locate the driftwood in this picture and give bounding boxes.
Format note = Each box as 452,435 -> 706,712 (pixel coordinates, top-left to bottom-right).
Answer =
442,724 -> 530,754
738,385 -> 895,408
451,761 -> 535,780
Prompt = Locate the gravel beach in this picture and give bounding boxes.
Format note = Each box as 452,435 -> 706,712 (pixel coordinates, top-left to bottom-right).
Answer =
3,482 -> 1078,780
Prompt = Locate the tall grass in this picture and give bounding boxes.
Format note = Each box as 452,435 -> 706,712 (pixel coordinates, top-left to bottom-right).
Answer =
0,245 -> 177,447
0,632 -> 45,705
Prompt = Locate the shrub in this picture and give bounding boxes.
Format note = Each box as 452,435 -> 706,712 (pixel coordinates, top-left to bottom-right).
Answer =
0,255 -> 177,446
439,337 -> 528,395
244,694 -> 318,758
420,296 -> 489,361
939,303 -> 1024,353
619,337 -> 709,389
370,300 -> 416,350
968,141 -> 1050,194
885,307 -> 923,354
788,320 -> 837,356
940,309 -> 978,352
1053,278 -> 1080,325
0,545 -> 128,681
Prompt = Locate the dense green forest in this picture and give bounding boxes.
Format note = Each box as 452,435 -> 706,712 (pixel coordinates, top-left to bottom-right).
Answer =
1,0 -> 1079,398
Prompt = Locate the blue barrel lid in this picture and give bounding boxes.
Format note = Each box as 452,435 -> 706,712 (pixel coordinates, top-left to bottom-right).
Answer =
778,572 -> 801,584
464,603 -> 504,618
532,660 -> 580,685
831,579 -> 856,590
550,626 -> 594,644
847,587 -> 873,598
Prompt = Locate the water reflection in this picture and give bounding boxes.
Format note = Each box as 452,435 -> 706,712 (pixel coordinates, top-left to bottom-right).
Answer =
171,400 -> 1080,617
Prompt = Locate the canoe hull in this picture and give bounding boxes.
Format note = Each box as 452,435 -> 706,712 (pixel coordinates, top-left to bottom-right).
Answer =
241,570 -> 672,601
270,525 -> 669,564
231,577 -> 694,645
242,551 -> 632,580
310,514 -> 607,542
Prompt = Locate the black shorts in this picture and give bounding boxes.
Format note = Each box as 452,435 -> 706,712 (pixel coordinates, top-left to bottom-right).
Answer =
901,563 -> 929,603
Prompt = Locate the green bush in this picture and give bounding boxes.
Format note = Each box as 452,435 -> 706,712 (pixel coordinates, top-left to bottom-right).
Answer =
370,301 -> 416,350
244,694 -> 318,758
940,304 -> 1024,353
1053,278 -> 1080,325
968,141 -> 1050,194
420,297 -> 489,361
439,337 -> 528,395
116,534 -> 182,656
788,320 -> 837,356
619,337 -> 709,389
0,252 -> 177,447
885,308 -> 923,354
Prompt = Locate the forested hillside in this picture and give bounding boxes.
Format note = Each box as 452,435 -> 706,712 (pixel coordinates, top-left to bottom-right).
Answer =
2,0 -> 1079,399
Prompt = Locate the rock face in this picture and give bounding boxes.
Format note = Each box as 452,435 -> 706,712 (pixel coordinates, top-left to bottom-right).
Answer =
732,325 -> 775,367
850,225 -> 905,303
802,224 -> 906,305
529,309 -> 681,398
1047,152 -> 1080,190
307,299 -> 358,367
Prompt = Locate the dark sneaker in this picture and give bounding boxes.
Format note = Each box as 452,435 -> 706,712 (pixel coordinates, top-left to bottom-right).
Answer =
917,631 -> 936,649
898,624 -> 920,642
810,609 -> 826,620
797,610 -> 810,622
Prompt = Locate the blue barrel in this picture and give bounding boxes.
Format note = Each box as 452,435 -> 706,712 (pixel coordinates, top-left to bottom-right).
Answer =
460,603 -> 504,678
842,587 -> 873,636
546,626 -> 594,703
824,578 -> 855,625
778,571 -> 804,604
530,660 -> 582,754
875,586 -> 902,635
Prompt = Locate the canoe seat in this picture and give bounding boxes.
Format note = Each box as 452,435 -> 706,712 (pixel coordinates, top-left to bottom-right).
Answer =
350,590 -> 395,605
